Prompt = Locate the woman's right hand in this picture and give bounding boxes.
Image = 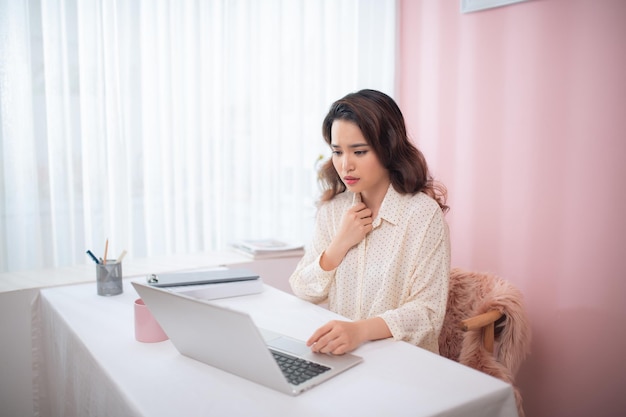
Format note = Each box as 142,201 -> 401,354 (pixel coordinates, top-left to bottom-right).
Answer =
319,202 -> 372,271
337,202 -> 373,248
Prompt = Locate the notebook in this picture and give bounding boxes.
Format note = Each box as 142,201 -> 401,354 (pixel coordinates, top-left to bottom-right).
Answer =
147,268 -> 263,300
131,282 -> 363,395
146,268 -> 259,287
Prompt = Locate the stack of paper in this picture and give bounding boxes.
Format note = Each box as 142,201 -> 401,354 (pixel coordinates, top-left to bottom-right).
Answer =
169,279 -> 264,300
231,239 -> 305,260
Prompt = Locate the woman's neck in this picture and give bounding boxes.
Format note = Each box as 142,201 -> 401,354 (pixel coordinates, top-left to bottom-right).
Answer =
360,182 -> 390,219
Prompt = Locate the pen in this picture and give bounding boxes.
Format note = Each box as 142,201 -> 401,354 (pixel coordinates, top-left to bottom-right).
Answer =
103,238 -> 109,265
117,250 -> 127,263
86,250 -> 100,264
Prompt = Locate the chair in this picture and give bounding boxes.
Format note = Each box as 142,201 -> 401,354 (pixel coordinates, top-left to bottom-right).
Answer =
439,268 -> 531,417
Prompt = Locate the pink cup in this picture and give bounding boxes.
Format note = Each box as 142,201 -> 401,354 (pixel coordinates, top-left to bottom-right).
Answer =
134,298 -> 168,343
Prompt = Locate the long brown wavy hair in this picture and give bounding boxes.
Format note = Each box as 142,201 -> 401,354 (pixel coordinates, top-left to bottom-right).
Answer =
318,89 -> 449,213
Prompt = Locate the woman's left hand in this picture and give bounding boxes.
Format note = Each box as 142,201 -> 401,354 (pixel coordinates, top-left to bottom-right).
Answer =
307,316 -> 392,355
306,320 -> 364,355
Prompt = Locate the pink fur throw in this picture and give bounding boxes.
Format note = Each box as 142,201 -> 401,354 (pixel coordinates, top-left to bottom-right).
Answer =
439,268 -> 532,417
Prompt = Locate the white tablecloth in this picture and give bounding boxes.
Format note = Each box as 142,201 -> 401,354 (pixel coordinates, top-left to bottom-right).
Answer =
32,278 -> 519,417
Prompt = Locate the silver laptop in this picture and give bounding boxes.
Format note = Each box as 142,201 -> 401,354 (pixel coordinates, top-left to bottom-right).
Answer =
132,282 -> 362,395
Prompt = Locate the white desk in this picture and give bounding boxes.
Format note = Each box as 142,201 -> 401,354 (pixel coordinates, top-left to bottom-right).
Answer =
32,278 -> 519,417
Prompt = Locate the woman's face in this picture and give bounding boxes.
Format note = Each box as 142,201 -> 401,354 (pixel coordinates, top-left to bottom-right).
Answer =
330,119 -> 390,198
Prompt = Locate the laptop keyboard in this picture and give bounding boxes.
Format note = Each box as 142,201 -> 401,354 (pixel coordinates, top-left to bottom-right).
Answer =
271,350 -> 331,386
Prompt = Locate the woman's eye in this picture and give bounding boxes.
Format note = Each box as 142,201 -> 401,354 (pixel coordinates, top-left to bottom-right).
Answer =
332,150 -> 342,156
355,150 -> 367,156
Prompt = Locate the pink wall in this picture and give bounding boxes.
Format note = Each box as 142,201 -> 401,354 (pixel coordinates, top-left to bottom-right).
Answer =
398,1 -> 626,416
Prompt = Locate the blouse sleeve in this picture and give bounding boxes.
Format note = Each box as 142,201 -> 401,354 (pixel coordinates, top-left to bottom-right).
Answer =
378,208 -> 451,352
288,203 -> 336,304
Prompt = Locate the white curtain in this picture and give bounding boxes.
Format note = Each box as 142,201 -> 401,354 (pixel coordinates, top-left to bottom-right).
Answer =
0,0 -> 396,272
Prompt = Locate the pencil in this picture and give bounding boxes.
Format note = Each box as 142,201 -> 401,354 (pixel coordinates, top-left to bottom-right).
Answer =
103,238 -> 109,265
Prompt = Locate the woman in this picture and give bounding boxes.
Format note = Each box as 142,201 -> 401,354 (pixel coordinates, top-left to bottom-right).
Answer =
289,89 -> 450,355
